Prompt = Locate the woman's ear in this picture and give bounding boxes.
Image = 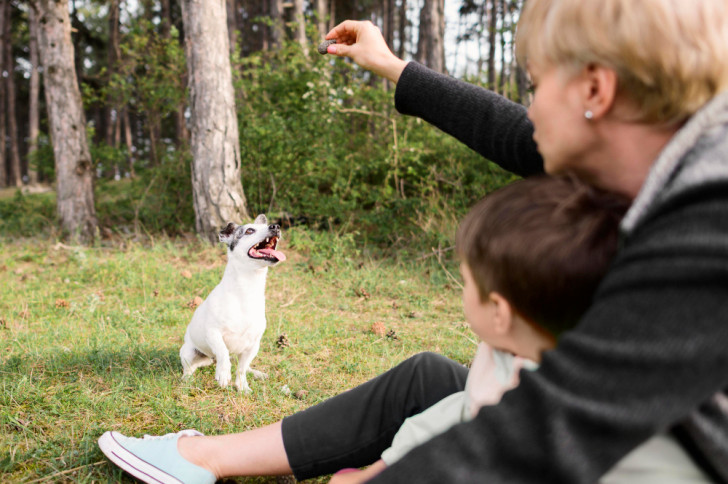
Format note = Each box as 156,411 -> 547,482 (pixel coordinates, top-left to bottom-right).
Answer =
582,64 -> 618,120
488,292 -> 515,335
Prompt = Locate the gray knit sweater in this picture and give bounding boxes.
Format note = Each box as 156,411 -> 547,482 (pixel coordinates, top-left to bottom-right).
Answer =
371,62 -> 728,483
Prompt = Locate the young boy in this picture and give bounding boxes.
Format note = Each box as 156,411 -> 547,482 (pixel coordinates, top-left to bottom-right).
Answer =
334,175 -> 710,483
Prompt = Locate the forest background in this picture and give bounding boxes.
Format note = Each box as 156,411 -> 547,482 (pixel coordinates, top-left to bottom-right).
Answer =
0,0 -> 527,248
1,1 -> 530,481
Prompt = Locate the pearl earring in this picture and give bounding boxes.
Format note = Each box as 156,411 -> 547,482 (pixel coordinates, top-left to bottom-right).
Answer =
584,110 -> 594,120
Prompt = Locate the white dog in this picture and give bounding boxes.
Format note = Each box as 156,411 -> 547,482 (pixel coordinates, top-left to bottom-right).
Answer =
180,214 -> 285,392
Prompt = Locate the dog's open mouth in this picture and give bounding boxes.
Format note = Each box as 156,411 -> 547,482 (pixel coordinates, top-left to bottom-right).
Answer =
248,236 -> 286,262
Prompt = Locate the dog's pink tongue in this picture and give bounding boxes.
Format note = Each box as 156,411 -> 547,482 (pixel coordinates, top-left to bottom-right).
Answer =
259,247 -> 286,261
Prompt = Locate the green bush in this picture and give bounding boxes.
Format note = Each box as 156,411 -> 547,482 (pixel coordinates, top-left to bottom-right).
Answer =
233,41 -> 517,250
95,150 -> 195,236
0,189 -> 57,238
18,37 -> 517,252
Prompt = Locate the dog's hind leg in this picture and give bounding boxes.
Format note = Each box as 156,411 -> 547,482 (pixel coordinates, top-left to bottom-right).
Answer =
180,343 -> 214,377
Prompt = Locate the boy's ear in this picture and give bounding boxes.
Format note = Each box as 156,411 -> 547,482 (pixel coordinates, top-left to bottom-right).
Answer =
488,292 -> 515,335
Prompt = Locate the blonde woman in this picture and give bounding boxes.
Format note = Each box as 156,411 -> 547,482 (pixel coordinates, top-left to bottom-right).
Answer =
99,1 -> 728,483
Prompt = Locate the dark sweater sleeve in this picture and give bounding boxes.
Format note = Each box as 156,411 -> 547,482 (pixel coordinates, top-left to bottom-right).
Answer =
368,190 -> 728,482
394,62 -> 544,177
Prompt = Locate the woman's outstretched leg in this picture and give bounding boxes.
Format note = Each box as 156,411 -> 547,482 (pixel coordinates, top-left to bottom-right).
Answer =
178,421 -> 290,478
282,352 -> 468,480
99,352 -> 467,483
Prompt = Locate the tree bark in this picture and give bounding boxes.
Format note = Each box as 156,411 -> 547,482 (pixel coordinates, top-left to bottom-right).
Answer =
122,107 -> 135,177
315,0 -> 328,37
397,0 -> 406,63
487,0 -> 497,92
105,0 -> 120,149
383,0 -> 394,51
0,1 -> 6,188
498,0 -> 507,96
181,0 -> 249,242
34,0 -> 97,244
4,1 -> 22,187
106,0 -> 122,179
28,5 -> 41,183
269,0 -> 285,49
227,0 -> 238,57
292,0 -> 309,56
415,0 -> 446,73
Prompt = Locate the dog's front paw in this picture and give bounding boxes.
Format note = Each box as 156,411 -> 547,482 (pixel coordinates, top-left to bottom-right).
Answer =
234,375 -> 252,393
216,368 -> 232,388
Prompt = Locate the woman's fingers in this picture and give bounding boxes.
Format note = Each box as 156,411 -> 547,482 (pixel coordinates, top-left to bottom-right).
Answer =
326,19 -> 369,43
322,19 -> 407,83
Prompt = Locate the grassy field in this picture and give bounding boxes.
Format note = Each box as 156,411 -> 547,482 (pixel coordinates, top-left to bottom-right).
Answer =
0,228 -> 474,482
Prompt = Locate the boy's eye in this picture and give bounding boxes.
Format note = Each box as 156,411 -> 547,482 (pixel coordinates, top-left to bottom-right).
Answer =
245,228 -> 255,235
526,81 -> 537,94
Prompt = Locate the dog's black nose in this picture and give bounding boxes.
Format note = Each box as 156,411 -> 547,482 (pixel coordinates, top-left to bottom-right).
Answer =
269,224 -> 280,231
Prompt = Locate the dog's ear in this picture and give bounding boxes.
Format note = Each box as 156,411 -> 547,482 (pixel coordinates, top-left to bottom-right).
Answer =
219,222 -> 236,245
254,214 -> 268,225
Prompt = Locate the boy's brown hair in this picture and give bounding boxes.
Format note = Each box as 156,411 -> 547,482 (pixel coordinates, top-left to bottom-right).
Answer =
456,174 -> 629,335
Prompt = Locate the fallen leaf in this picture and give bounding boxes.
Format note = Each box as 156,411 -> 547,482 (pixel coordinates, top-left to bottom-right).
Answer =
187,296 -> 203,309
55,299 -> 70,308
371,321 -> 386,336
181,270 -> 192,279
276,333 -> 290,348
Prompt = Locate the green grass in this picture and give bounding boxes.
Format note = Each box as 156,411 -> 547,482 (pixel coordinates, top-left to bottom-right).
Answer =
0,228 -> 474,482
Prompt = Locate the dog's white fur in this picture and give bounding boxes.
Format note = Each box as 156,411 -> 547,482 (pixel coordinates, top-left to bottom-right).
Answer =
180,214 -> 284,393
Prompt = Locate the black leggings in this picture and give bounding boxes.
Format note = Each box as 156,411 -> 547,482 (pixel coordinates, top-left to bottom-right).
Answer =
281,352 -> 469,480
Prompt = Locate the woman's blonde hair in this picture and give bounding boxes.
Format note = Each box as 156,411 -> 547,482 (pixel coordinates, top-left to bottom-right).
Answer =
515,0 -> 728,125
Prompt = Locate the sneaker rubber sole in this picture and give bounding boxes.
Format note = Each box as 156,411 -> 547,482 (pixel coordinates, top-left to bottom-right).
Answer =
98,431 -> 184,484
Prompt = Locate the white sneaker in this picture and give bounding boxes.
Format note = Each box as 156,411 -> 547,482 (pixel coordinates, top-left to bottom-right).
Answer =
98,429 -> 216,484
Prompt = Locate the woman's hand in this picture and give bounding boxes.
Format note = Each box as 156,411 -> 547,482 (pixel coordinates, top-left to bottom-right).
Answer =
325,20 -> 408,83
329,460 -> 387,484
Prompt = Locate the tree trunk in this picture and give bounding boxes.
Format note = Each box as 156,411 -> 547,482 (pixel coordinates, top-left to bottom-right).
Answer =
315,0 -> 328,37
4,1 -> 22,187
105,0 -> 120,149
269,0 -> 285,49
487,0 -> 497,91
106,0 -> 121,178
0,1 -> 6,188
514,0 -> 529,105
397,0 -> 406,64
181,0 -> 249,242
227,0 -> 238,57
28,5 -> 41,184
292,0 -> 309,56
498,0 -> 507,97
122,107 -> 135,177
34,0 -> 98,244
328,0 -> 336,32
415,0 -> 445,73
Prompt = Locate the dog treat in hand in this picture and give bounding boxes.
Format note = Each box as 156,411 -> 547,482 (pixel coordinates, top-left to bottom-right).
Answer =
318,39 -> 337,55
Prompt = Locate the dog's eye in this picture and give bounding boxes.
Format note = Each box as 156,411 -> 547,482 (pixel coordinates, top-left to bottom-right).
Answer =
245,228 -> 255,235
